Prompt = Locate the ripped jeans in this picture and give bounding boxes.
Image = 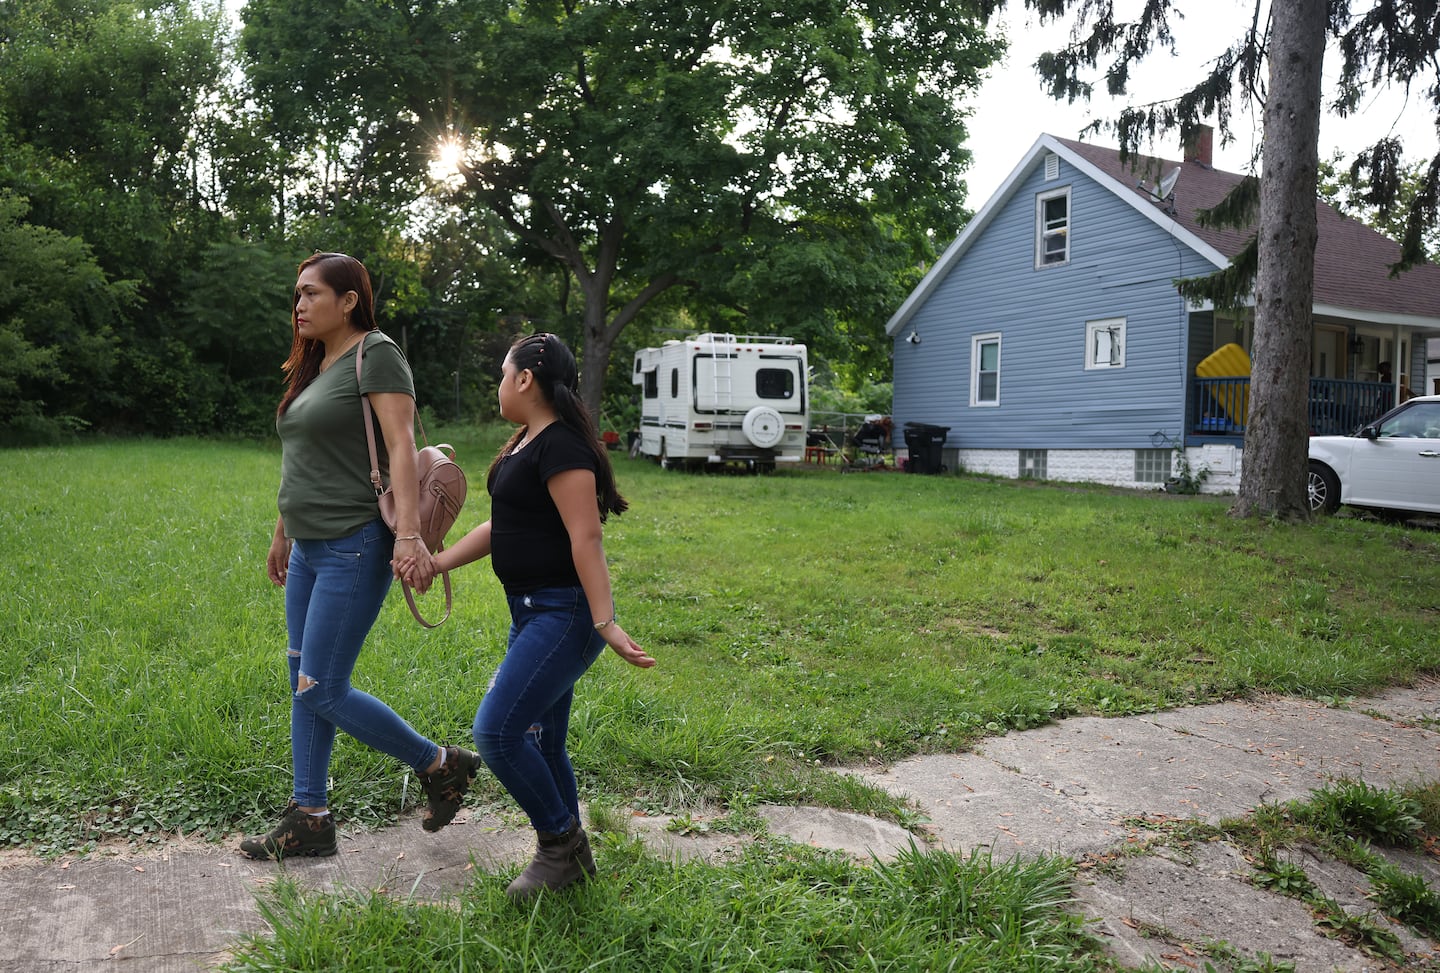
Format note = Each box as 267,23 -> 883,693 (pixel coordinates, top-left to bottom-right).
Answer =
285,518 -> 438,808
474,586 -> 606,834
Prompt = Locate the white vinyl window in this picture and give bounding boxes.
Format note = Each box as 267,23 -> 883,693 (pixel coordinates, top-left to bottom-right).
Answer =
1036,187 -> 1070,268
971,333 -> 1001,406
1085,317 -> 1126,369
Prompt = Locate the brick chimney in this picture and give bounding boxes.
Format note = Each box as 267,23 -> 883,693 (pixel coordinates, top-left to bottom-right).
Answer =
1184,124 -> 1214,166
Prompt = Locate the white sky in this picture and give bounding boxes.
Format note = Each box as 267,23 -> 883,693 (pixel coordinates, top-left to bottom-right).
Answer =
963,1 -> 1439,205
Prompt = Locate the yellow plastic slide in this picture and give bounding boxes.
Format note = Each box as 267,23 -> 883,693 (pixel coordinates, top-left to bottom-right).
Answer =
1195,342 -> 1251,427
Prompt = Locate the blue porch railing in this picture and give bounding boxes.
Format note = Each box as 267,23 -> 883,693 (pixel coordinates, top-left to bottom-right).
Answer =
1190,377 -> 1395,438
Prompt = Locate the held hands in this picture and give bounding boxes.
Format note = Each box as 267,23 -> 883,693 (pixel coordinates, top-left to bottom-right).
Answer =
391,537 -> 436,589
596,620 -> 656,668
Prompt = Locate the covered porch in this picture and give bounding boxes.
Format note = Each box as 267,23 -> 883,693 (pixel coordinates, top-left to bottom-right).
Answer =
1183,309 -> 1434,444
1189,376 -> 1396,438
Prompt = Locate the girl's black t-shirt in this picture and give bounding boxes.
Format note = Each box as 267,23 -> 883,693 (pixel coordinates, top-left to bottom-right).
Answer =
488,422 -> 597,595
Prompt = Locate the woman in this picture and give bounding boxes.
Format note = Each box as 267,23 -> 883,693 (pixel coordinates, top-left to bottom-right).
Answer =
404,332 -> 655,900
241,252 -> 480,860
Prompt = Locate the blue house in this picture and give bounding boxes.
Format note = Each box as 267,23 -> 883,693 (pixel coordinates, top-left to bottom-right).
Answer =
886,131 -> 1440,491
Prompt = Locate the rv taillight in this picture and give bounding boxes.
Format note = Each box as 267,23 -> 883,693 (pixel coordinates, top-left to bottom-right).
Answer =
785,424 -> 803,431
693,422 -> 713,431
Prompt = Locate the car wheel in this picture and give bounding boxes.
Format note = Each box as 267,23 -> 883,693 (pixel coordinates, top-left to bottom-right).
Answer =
1307,461 -> 1341,515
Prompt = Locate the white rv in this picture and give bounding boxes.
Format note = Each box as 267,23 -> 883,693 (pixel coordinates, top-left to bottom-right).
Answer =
632,333 -> 809,471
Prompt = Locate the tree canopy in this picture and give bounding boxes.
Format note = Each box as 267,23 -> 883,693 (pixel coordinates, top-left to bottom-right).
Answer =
241,0 -> 1003,415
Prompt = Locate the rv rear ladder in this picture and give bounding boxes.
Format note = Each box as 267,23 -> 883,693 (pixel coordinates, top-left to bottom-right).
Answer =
706,334 -> 734,410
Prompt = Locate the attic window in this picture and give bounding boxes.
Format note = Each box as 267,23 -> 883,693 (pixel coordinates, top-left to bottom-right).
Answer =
1036,187 -> 1070,268
1044,153 -> 1059,181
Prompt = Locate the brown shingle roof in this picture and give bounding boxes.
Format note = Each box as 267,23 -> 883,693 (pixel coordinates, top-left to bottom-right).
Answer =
1054,136 -> 1440,321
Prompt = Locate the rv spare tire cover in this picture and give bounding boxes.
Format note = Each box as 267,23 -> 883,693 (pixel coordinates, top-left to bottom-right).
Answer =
742,406 -> 784,449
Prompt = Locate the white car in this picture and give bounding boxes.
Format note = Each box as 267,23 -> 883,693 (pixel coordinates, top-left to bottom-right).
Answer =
1307,393 -> 1440,517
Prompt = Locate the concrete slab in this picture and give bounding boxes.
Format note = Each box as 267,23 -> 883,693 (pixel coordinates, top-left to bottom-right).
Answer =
848,752 -> 1133,858
976,713 -> 1302,822
1282,843 -> 1438,962
1072,840 -> 1374,971
755,805 -> 916,860
1150,698 -> 1440,791
1358,678 -> 1440,725
0,812 -> 535,972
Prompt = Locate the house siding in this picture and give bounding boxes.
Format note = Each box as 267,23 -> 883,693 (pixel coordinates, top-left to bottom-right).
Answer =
892,155 -> 1219,452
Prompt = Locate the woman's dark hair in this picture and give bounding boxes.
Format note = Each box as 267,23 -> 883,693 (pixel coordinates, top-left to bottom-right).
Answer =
276,252 -> 377,418
490,332 -> 628,521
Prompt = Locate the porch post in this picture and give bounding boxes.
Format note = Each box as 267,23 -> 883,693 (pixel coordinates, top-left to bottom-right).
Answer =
1394,324 -> 1403,399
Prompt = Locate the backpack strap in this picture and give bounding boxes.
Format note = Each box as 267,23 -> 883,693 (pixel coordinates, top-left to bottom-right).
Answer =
356,333 -> 453,627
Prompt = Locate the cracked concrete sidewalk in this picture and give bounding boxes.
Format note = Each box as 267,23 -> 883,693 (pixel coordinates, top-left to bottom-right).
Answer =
2,681 -> 1438,972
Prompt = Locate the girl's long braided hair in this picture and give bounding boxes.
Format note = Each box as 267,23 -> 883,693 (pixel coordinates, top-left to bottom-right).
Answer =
489,333 -> 628,521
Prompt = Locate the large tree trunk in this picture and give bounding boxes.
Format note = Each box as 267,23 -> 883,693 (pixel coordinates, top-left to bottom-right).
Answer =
578,292 -> 614,423
1232,0 -> 1326,520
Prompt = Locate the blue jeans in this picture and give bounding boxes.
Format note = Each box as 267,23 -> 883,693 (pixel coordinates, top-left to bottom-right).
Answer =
474,586 -> 606,834
285,518 -> 438,808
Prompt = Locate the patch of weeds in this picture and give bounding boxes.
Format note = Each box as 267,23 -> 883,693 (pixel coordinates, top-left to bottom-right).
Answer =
1075,850 -> 1129,880
984,697 -> 1063,733
0,779 -> 244,856
1249,855 -> 1314,899
665,813 -> 711,836
1119,816 -> 1221,852
1311,897 -> 1405,963
1403,781 -> 1440,835
1367,859 -> 1440,937
662,811 -> 754,840
583,801 -> 632,837
1241,803 -> 1293,836
1164,447 -> 1210,495
1294,779 -> 1424,848
1197,940 -> 1298,973
1118,926 -> 1295,972
893,800 -> 932,832
1221,790 -> 1435,964
708,805 -> 768,836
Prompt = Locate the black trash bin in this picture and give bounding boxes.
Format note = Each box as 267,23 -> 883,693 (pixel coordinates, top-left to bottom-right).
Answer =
903,422 -> 949,474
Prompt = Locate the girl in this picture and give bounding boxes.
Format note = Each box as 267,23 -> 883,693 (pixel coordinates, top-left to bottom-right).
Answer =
242,252 -> 480,860
405,332 -> 655,900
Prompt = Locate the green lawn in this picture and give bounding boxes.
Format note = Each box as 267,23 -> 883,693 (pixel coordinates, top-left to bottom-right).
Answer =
2,433 -> 1436,969
2,432 -> 1436,851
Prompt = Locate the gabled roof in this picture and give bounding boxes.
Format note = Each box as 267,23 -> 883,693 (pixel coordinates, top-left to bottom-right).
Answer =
887,133 -> 1440,335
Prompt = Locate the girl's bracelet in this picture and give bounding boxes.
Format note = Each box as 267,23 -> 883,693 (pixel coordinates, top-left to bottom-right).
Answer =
593,616 -> 617,631
396,534 -> 423,543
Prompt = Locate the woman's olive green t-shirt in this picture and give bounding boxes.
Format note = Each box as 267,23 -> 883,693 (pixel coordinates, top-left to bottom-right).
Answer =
276,332 -> 414,540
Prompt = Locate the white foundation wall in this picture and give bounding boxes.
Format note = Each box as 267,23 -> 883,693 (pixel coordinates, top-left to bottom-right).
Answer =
944,446 -> 1242,494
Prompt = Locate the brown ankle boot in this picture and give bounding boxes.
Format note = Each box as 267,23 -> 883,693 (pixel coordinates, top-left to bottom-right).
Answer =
505,820 -> 592,901
575,826 -> 597,878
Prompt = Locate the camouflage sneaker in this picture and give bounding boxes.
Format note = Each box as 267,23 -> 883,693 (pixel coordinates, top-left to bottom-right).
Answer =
239,801 -> 337,860
418,747 -> 481,832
